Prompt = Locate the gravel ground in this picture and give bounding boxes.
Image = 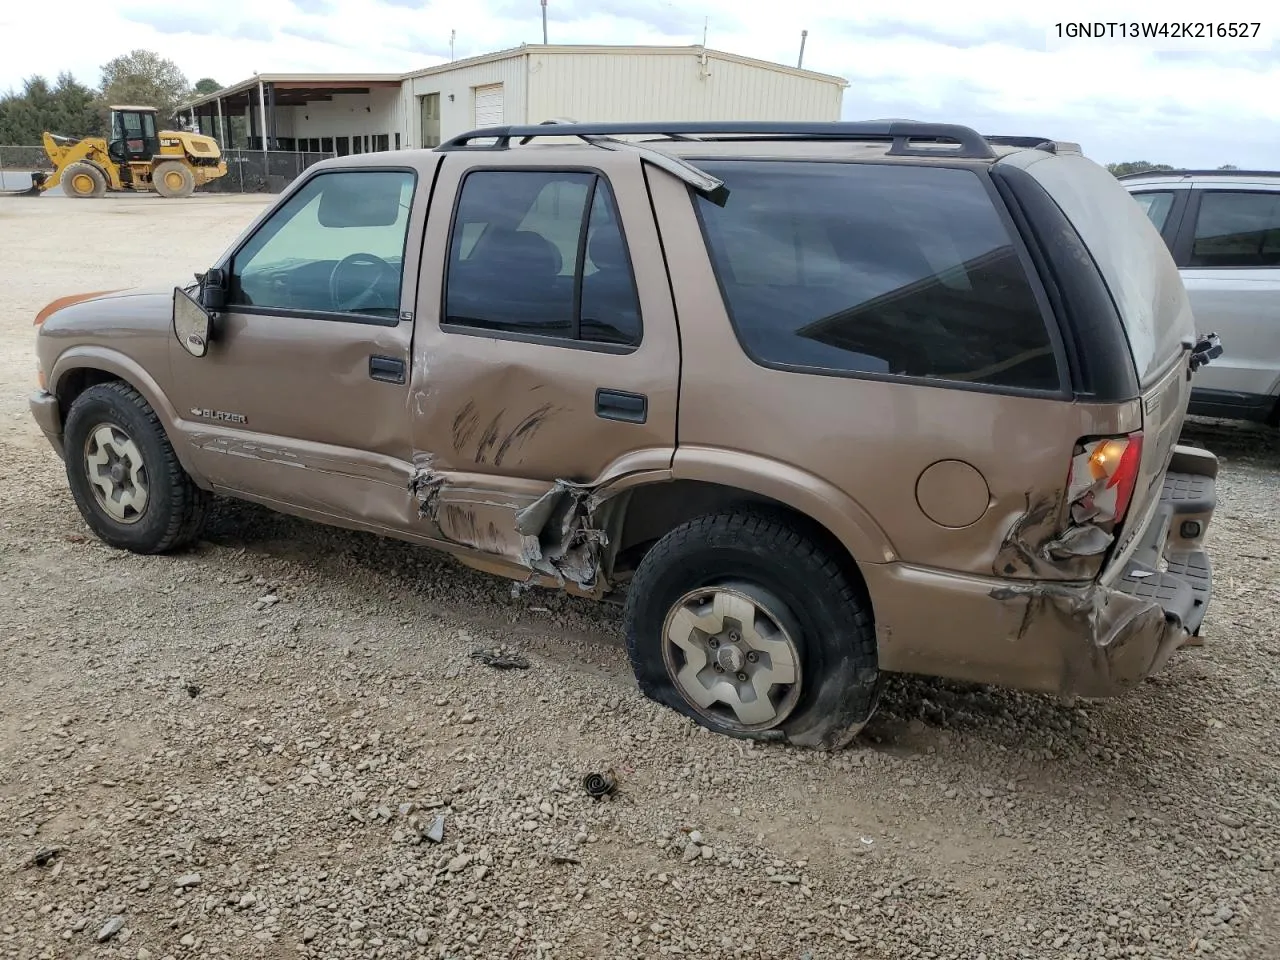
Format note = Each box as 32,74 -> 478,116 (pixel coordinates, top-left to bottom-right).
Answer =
1,193 -> 1277,960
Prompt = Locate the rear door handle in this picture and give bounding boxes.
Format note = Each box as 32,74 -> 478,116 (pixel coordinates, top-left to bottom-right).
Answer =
369,355 -> 405,384
595,388 -> 647,424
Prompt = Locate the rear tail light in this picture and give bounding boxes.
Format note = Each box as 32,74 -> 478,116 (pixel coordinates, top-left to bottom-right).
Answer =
1066,431 -> 1144,527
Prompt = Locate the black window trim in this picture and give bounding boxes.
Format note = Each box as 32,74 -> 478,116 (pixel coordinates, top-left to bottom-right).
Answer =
689,157 -> 1074,401
439,163 -> 644,354
1172,187 -> 1280,271
219,164 -> 420,329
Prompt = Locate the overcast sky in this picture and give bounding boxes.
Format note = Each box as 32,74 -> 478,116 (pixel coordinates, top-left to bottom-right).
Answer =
2,0 -> 1276,167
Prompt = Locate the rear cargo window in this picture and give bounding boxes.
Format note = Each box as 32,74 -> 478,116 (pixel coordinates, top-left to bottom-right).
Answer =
694,161 -> 1061,392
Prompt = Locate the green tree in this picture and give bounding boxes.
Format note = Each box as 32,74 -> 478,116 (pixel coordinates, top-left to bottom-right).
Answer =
1106,161 -> 1175,177
50,72 -> 103,137
193,78 -> 222,96
0,73 -> 103,143
99,49 -> 190,124
1218,163 -> 1239,170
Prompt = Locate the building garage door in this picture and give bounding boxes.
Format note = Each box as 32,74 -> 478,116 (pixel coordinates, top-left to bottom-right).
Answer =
473,84 -> 504,127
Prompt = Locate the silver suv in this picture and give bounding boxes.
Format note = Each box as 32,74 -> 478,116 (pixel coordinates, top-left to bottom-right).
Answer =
1121,170 -> 1280,426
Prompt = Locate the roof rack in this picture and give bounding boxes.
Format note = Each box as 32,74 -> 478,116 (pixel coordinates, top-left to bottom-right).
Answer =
437,120 -> 1001,160
984,135 -> 1081,155
1116,168 -> 1280,180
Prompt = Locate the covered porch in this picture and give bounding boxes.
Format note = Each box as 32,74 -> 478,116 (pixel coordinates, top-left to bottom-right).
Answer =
180,74 -> 406,155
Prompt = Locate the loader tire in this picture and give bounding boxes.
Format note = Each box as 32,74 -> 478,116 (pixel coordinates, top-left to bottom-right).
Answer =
153,161 -> 195,198
61,163 -> 106,199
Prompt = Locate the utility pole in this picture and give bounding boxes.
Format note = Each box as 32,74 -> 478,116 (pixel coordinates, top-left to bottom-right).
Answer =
797,29 -> 808,69
541,0 -> 548,44
450,29 -> 456,61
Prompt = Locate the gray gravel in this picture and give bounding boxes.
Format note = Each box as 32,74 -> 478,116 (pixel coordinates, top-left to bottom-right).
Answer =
1,195 -> 1277,959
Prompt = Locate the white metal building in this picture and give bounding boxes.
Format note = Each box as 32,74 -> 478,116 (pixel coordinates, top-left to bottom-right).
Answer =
183,44 -> 848,156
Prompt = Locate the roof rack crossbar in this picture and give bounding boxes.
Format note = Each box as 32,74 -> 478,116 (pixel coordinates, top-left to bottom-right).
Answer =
437,120 -> 999,159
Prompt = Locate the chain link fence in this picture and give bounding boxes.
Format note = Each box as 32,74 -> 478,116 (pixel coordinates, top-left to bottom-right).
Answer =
0,145 -> 333,194
204,149 -> 335,194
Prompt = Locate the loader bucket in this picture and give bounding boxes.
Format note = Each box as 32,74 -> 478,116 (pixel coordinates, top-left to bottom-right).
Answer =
0,171 -> 45,197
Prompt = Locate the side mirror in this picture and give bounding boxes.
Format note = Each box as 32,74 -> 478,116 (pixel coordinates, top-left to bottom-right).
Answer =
173,286 -> 212,358
200,267 -> 227,312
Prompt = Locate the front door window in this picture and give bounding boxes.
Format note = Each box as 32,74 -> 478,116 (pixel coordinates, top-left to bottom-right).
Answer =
228,170 -> 416,320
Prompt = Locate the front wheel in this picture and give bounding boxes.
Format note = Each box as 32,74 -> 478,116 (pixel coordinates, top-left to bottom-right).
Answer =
61,162 -> 106,198
623,508 -> 880,749
63,382 -> 209,553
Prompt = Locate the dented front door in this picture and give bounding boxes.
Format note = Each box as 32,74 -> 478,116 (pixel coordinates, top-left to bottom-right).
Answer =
168,164 -> 433,530
408,150 -> 681,588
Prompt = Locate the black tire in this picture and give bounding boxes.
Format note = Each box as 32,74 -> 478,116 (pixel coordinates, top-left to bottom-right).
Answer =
624,507 -> 880,750
61,162 -> 106,199
152,161 -> 195,198
63,381 -> 209,554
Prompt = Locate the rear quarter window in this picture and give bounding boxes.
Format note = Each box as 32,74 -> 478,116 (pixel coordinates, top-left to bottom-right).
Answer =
693,160 -> 1063,393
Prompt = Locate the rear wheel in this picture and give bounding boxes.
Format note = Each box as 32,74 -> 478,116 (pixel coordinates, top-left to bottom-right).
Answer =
63,382 -> 209,553
624,508 -> 880,749
61,162 -> 106,199
152,161 -> 195,198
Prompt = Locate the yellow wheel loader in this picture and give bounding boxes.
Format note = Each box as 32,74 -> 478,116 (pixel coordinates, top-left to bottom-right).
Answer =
29,105 -> 228,199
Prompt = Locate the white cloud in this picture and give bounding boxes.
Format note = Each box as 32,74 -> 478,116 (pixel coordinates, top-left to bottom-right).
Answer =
1,0 -> 1276,166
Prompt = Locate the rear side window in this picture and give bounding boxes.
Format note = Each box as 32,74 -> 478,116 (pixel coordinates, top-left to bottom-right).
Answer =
1189,191 -> 1280,267
444,170 -> 642,347
1132,191 -> 1175,231
694,161 -> 1061,392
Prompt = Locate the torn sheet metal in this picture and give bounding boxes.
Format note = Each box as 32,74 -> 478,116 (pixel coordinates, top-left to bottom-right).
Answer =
994,482 -> 1117,580
989,579 -> 1176,695
407,463 -> 444,519
513,479 -> 609,591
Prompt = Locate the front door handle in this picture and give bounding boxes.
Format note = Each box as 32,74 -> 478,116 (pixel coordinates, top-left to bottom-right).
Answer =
595,388 -> 647,424
369,355 -> 405,384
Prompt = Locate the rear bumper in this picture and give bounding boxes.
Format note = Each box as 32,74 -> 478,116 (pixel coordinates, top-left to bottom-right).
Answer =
870,444 -> 1217,698
29,389 -> 65,459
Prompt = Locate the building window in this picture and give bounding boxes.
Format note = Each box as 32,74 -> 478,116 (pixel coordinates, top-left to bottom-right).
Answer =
1189,191 -> 1280,268
395,132 -> 401,150
444,170 -> 641,347
375,134 -> 390,152
694,160 -> 1062,392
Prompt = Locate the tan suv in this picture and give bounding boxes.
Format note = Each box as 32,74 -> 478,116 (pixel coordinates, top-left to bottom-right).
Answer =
30,121 -> 1223,748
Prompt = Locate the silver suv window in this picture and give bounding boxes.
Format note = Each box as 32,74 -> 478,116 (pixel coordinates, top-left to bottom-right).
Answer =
1132,191 -> 1175,232
1190,191 -> 1280,268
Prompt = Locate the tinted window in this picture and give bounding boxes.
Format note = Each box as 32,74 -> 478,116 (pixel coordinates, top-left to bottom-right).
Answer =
1189,191 -> 1280,268
445,171 -> 641,346
695,161 -> 1061,391
1132,191 -> 1174,231
230,170 -> 415,319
